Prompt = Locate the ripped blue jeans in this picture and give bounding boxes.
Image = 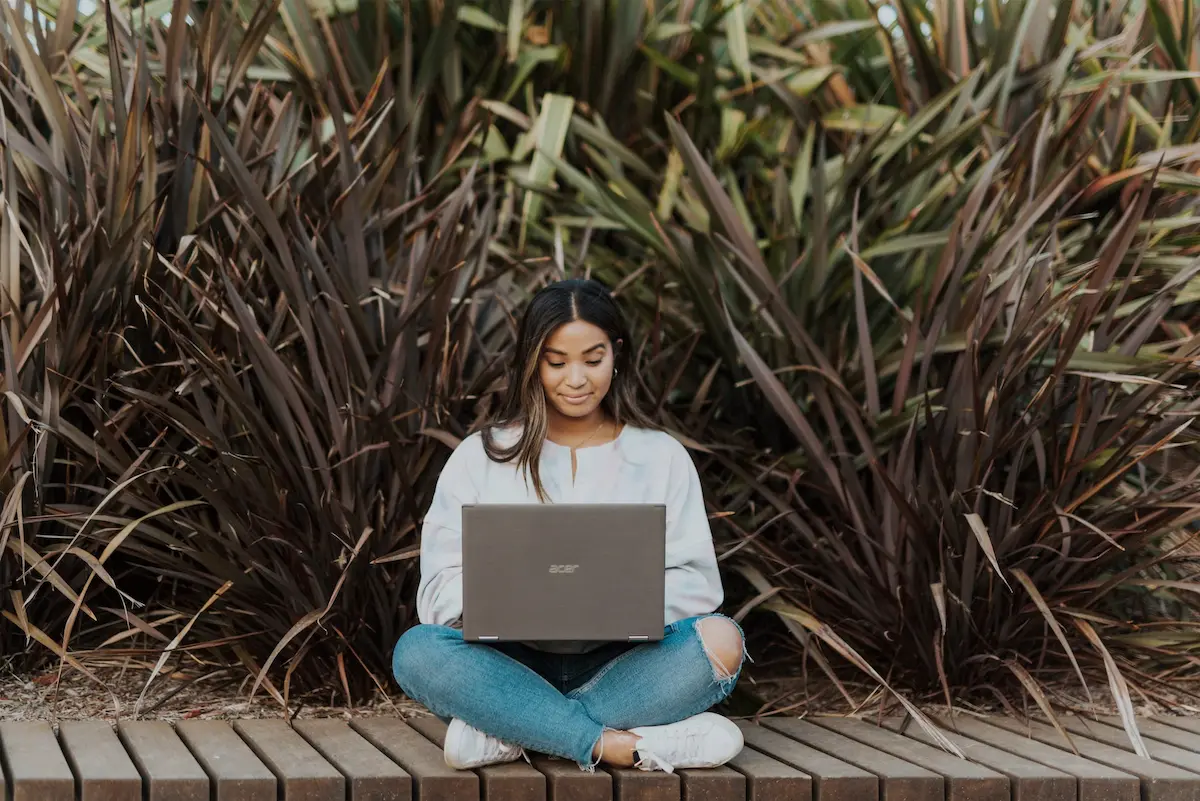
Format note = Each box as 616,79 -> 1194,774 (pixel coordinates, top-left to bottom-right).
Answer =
392,614 -> 744,768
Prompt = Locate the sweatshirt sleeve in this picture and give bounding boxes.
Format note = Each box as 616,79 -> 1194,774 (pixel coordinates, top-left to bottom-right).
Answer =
415,436 -> 480,627
662,437 -> 724,623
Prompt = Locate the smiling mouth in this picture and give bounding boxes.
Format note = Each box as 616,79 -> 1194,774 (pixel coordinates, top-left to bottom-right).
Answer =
561,393 -> 592,404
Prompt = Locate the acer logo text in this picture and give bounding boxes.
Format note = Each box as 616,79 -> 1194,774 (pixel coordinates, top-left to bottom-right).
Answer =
549,565 -> 579,574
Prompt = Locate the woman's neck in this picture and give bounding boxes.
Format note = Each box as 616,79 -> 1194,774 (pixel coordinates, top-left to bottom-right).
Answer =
546,410 -> 613,445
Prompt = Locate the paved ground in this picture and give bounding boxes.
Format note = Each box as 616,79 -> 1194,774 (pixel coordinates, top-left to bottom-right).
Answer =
4,711 -> 1200,801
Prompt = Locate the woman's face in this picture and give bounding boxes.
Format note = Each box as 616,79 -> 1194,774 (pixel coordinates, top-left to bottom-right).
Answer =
538,320 -> 617,421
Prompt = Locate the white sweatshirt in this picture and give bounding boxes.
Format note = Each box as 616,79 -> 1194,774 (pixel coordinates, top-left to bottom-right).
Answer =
416,424 -> 724,649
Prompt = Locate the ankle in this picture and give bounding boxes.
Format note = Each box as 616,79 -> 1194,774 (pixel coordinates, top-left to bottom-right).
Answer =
592,730 -> 640,767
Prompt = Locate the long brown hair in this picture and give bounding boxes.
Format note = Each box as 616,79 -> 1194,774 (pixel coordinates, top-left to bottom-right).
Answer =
481,279 -> 656,501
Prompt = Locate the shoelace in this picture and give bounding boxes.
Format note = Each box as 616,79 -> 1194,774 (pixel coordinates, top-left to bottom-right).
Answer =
485,737 -> 527,764
635,723 -> 712,773
634,748 -> 675,774
461,726 -> 525,768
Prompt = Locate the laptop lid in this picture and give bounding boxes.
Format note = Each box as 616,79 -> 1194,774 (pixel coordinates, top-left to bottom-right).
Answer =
461,503 -> 666,643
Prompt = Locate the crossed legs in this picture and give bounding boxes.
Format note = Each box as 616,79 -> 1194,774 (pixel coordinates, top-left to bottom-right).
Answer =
393,614 -> 746,768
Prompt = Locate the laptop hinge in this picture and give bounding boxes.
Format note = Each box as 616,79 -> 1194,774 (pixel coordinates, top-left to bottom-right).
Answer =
477,635 -> 499,641
628,635 -> 650,641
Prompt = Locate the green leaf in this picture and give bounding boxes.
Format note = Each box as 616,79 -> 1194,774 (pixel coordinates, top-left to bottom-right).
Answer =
650,21 -> 693,41
823,105 -> 904,133
1063,69 -> 1200,95
658,148 -> 684,221
570,114 -> 655,178
502,46 -> 563,103
478,124 -> 510,162
786,66 -> 837,97
791,19 -> 879,46
790,123 -> 816,227
867,75 -> 974,179
1148,0 -> 1200,102
457,5 -> 506,32
638,43 -> 700,88
519,94 -> 576,251
507,0 -> 524,62
717,107 -> 748,161
724,0 -> 752,85
861,232 -> 951,259
747,35 -> 809,63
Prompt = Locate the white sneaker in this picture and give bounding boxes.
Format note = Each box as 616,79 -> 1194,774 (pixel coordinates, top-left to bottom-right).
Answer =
629,713 -> 744,773
443,718 -> 525,769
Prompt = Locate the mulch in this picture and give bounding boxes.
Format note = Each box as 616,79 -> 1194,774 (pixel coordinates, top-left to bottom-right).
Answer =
5,658 -> 1199,724
0,660 -> 425,723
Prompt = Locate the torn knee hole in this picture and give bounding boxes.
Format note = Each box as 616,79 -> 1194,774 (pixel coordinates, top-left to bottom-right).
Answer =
696,616 -> 745,680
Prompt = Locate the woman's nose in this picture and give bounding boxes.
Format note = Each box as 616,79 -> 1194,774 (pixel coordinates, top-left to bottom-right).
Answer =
566,365 -> 587,386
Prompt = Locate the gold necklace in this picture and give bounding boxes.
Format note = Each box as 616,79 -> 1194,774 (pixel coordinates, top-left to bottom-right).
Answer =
568,417 -> 609,450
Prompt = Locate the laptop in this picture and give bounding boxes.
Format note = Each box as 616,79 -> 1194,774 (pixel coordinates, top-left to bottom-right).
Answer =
461,503 -> 666,643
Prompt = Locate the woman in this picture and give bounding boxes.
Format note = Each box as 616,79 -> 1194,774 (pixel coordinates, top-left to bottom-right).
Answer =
393,278 -> 747,774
